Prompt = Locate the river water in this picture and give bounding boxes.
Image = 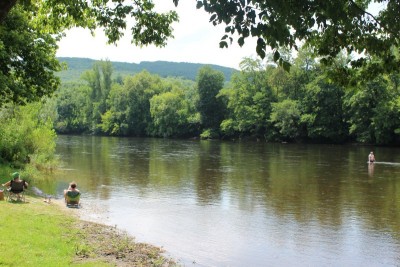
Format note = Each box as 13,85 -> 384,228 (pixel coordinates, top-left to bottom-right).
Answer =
37,135 -> 400,266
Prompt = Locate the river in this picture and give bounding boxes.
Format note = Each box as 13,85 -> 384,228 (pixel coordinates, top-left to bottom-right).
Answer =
36,135 -> 400,266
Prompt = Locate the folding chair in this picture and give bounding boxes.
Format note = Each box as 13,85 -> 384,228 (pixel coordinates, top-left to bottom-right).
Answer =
6,180 -> 26,202
65,190 -> 80,208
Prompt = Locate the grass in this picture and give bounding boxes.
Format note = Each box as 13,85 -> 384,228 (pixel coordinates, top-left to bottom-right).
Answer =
0,196 -> 177,267
0,196 -> 105,266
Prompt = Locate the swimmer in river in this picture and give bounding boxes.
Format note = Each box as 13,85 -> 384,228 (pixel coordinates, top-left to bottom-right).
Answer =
368,151 -> 375,163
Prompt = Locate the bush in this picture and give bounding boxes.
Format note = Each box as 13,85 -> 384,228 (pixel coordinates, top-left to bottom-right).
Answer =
0,102 -> 57,169
200,128 -> 220,139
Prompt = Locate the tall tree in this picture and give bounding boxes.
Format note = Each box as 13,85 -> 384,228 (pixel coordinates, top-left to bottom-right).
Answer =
0,5 -> 60,106
121,71 -> 163,136
101,83 -> 129,136
55,85 -> 91,134
344,77 -> 399,144
220,58 -> 275,138
196,66 -> 226,133
301,75 -> 347,143
82,60 -> 114,133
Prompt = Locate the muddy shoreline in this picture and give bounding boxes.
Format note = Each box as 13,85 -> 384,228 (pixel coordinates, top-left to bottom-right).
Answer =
49,196 -> 179,266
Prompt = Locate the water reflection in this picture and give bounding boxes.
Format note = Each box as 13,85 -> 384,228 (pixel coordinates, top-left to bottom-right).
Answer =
34,136 -> 400,266
368,162 -> 375,177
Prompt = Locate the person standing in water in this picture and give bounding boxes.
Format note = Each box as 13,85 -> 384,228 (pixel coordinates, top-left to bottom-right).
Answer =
368,151 -> 375,163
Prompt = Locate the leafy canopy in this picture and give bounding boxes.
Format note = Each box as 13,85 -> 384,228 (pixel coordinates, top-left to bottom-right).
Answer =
1,0 -> 178,46
0,5 -> 60,106
183,0 -> 400,76
0,0 -> 178,106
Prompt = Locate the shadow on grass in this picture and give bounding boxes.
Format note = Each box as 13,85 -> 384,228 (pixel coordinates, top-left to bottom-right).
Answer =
4,200 -> 29,205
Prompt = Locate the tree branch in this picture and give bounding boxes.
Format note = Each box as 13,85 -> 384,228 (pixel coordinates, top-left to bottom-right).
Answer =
349,0 -> 398,39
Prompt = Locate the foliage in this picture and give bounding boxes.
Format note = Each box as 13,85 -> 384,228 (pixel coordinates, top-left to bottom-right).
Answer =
0,102 -> 57,167
100,83 -> 128,135
344,77 -> 400,144
54,84 -> 91,134
300,75 -> 347,143
3,0 -> 400,110
0,5 -> 60,107
200,128 -> 220,140
82,60 -> 114,133
220,58 -> 275,138
0,0 -> 178,107
150,80 -> 200,137
191,0 -> 400,79
270,99 -> 301,141
2,0 -> 178,46
372,98 -> 400,144
196,66 -> 226,132
100,71 -> 164,136
54,52 -> 400,145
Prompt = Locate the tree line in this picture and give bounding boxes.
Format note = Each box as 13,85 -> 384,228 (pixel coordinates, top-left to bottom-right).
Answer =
1,45 -> 398,166
51,47 -> 400,145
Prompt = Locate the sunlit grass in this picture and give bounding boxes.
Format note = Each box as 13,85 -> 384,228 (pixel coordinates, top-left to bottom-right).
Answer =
0,196 -> 109,266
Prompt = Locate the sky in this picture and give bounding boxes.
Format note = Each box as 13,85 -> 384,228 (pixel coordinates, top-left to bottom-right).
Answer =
56,1 -> 258,70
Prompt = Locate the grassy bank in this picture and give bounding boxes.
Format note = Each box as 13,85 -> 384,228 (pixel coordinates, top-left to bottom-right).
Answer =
0,195 -> 177,266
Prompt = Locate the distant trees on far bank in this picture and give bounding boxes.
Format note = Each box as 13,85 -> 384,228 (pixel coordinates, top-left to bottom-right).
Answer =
50,51 -> 400,145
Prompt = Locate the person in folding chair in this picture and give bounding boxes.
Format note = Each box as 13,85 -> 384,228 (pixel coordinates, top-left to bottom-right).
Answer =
64,181 -> 81,208
2,172 -> 28,202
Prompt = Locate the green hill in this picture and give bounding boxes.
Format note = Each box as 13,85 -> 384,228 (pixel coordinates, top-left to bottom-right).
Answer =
57,57 -> 238,83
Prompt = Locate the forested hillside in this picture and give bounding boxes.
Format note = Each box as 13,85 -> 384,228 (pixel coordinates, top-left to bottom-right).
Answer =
57,57 -> 237,82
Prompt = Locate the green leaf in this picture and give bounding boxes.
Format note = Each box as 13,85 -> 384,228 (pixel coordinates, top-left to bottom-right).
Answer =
219,41 -> 228,48
196,1 -> 203,9
238,36 -> 245,47
273,50 -> 280,62
225,26 -> 233,33
210,14 -> 217,22
282,61 -> 291,72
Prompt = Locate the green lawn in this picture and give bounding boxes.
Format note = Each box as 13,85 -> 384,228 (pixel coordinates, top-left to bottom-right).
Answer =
0,194 -> 177,267
0,196 -> 109,267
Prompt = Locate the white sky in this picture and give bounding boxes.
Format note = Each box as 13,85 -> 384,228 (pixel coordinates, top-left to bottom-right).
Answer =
56,1 -> 258,69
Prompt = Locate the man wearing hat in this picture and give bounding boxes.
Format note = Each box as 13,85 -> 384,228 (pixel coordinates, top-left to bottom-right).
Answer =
2,172 -> 28,192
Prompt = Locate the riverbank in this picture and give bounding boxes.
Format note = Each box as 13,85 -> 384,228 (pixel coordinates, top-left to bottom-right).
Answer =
0,195 -> 178,266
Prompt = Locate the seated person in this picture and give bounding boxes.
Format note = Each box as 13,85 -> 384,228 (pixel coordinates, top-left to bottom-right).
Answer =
2,172 -> 28,192
64,181 -> 80,205
2,172 -> 28,201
